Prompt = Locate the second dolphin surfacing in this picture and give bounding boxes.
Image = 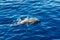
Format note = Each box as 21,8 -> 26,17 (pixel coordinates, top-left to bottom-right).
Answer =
17,17 -> 40,24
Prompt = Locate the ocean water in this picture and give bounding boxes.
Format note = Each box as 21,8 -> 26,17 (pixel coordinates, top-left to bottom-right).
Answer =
0,0 -> 60,40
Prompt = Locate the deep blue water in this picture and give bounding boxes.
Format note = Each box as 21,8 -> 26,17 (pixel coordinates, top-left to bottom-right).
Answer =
0,0 -> 60,40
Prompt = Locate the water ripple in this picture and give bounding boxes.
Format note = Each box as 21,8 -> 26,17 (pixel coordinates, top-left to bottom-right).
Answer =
0,0 -> 60,40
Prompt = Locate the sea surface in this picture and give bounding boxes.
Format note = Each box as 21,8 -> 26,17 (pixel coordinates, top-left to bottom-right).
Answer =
0,0 -> 60,40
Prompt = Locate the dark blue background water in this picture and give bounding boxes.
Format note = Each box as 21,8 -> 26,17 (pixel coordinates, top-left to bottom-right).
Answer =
0,0 -> 60,40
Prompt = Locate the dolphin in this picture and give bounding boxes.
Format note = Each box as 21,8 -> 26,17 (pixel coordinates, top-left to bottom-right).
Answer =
17,17 -> 39,24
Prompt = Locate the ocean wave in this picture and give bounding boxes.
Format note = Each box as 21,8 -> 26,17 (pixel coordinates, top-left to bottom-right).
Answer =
0,0 -> 60,40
